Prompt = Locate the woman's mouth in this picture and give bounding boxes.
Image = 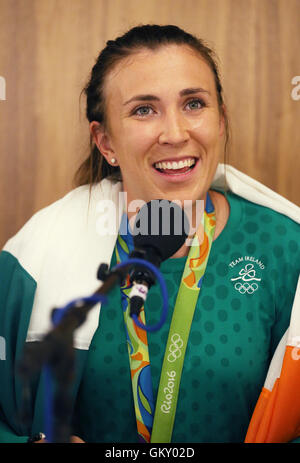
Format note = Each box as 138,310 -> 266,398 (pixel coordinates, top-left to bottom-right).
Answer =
152,157 -> 199,181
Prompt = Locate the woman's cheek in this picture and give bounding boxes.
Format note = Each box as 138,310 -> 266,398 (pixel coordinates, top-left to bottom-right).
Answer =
125,120 -> 157,145
192,117 -> 222,148
186,116 -> 205,131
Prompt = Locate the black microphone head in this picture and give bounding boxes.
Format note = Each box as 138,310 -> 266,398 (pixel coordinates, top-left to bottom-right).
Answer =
132,199 -> 190,262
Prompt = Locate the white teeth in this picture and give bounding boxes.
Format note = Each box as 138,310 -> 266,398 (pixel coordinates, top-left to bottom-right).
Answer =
154,158 -> 196,170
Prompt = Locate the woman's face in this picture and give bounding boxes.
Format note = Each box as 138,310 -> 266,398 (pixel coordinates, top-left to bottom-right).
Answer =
92,44 -> 225,207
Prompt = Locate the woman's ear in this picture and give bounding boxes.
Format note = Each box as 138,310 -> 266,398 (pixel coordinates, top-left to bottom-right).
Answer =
89,121 -> 118,166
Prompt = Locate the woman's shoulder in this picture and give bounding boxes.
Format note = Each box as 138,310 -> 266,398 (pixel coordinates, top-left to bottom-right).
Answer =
226,190 -> 300,263
228,190 -> 299,230
213,164 -> 300,228
2,180 -> 122,274
4,180 -> 121,244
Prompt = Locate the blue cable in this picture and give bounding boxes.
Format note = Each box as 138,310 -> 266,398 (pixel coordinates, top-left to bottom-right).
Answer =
44,293 -> 108,442
52,258 -> 168,332
51,294 -> 108,325
43,259 -> 167,441
112,257 -> 169,332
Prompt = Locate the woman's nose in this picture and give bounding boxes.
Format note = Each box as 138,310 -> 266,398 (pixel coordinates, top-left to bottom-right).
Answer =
158,111 -> 189,145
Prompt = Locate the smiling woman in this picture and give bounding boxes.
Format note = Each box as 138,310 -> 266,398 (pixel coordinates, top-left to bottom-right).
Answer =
91,43 -> 229,251
75,25 -> 229,187
76,25 -> 231,251
0,24 -> 299,445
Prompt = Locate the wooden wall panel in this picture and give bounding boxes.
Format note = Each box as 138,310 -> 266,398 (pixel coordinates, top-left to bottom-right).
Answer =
0,0 -> 299,248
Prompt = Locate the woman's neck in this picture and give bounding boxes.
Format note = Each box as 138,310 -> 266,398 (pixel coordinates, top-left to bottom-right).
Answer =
170,190 -> 230,258
124,189 -> 230,259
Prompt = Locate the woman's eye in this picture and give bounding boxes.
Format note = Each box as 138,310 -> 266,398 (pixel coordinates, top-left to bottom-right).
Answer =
133,105 -> 154,116
185,98 -> 205,110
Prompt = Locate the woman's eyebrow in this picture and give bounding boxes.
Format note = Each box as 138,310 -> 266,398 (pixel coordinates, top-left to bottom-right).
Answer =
180,87 -> 211,97
123,94 -> 160,106
123,87 -> 210,106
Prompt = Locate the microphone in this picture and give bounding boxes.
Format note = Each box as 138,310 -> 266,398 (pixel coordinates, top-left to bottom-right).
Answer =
128,199 -> 189,317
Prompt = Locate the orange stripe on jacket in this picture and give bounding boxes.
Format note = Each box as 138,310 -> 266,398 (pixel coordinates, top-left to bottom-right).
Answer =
245,345 -> 300,443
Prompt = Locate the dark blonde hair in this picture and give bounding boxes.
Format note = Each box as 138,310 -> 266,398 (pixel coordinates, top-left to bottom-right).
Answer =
74,24 -> 230,187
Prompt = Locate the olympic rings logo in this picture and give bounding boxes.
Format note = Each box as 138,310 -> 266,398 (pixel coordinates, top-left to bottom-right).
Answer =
234,282 -> 259,294
167,333 -> 183,363
231,263 -> 261,295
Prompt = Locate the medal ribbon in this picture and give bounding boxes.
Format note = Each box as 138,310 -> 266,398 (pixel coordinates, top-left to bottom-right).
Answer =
115,194 -> 216,443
